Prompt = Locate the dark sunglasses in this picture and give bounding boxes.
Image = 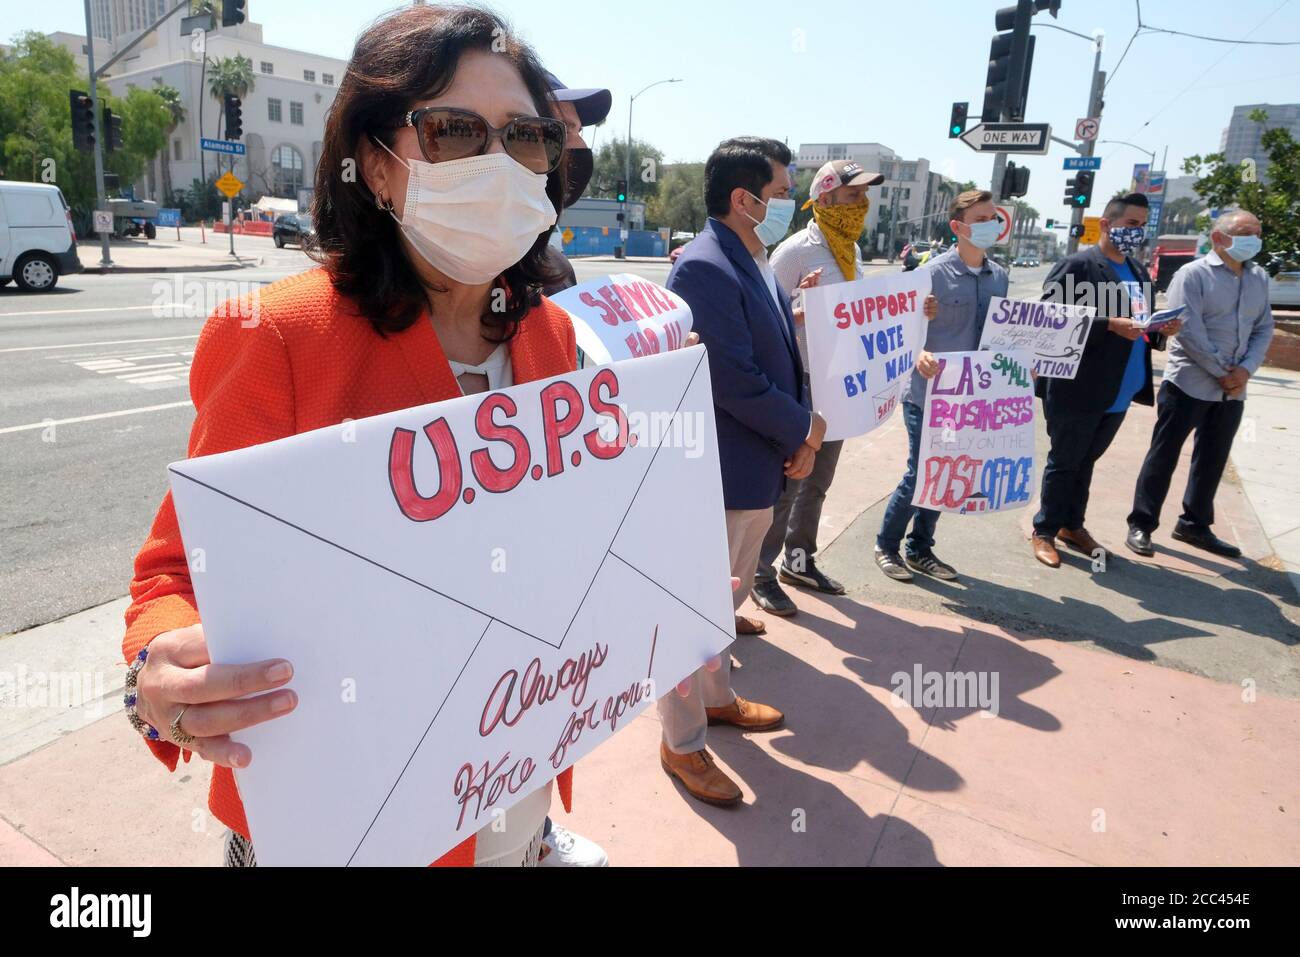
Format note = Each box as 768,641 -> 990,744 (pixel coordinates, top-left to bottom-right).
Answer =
395,107 -> 565,175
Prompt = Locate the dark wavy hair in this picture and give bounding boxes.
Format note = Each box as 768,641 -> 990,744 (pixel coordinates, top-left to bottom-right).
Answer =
309,4 -> 565,340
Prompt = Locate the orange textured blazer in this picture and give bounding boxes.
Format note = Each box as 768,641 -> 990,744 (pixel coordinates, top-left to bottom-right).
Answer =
123,267 -> 576,867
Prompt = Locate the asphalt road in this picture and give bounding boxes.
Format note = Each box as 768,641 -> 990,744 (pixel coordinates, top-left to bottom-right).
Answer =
0,244 -> 1052,637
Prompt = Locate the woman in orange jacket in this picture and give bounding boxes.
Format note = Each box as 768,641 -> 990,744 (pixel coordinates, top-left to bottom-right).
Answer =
122,4 -> 580,867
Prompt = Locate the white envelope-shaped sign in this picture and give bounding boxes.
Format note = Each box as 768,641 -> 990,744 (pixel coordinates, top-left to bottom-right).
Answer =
169,346 -> 734,866
546,273 -> 692,365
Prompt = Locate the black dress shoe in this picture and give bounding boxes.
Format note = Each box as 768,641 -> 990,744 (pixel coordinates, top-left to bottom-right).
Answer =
1125,526 -> 1154,557
751,579 -> 797,616
1171,526 -> 1241,558
778,558 -> 846,595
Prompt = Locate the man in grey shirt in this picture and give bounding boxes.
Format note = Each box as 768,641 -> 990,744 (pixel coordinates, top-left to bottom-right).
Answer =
875,189 -> 1008,581
1126,210 -> 1274,558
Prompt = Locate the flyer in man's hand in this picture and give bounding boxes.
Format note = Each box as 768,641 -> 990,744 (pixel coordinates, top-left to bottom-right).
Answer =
1139,305 -> 1186,333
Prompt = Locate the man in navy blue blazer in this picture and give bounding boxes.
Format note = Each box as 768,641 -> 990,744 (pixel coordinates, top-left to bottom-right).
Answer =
658,136 -> 827,807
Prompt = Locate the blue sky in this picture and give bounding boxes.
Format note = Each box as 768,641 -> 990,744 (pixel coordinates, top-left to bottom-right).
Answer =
10,0 -> 1300,218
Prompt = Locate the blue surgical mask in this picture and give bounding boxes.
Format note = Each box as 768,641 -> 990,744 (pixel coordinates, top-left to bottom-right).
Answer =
1224,233 -> 1262,262
965,219 -> 1002,250
1108,226 -> 1146,255
745,192 -> 796,246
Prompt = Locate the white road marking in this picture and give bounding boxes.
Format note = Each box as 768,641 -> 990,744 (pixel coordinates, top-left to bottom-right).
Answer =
0,304 -> 198,319
0,401 -> 193,435
0,334 -> 198,354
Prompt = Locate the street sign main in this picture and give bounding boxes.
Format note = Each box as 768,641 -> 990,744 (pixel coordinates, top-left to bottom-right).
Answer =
1063,156 -> 1102,171
960,122 -> 1050,154
202,137 -> 247,156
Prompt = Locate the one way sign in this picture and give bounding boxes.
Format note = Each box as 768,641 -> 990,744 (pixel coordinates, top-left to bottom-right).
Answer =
960,122 -> 1051,155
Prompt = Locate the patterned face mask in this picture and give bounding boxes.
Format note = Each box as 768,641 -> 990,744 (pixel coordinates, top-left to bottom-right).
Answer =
1108,225 -> 1146,255
811,200 -> 869,281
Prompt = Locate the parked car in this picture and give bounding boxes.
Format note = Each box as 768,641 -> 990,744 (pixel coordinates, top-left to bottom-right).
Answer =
1268,257 -> 1300,309
272,213 -> 314,248
0,181 -> 82,292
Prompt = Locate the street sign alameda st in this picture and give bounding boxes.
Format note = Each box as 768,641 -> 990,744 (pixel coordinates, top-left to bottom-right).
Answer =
959,122 -> 1050,154
201,137 -> 247,156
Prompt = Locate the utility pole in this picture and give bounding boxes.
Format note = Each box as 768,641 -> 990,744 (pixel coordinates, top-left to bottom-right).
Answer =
1067,34 -> 1104,255
82,0 -> 112,268
885,182 -> 900,262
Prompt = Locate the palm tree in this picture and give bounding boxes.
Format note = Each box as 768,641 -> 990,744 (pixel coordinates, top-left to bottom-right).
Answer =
207,54 -> 254,141
154,83 -> 186,202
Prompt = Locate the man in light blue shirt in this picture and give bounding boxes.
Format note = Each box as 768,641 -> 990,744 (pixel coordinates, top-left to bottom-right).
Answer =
875,189 -> 1008,582
1126,210 -> 1274,558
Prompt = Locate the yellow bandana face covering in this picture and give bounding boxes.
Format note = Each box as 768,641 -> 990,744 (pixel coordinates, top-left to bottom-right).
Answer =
811,201 -> 869,281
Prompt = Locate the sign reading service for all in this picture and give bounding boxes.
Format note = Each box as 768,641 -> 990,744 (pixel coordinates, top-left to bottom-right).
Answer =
803,270 -> 931,441
978,296 -> 1096,380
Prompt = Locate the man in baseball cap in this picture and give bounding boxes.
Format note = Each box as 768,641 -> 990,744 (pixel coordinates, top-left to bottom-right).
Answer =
542,72 -> 613,296
751,159 -> 888,616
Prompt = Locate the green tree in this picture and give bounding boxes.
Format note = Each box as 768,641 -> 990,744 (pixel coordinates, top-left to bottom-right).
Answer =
1161,196 -> 1201,234
592,138 -> 664,204
154,82 -> 186,201
1182,108 -> 1300,271
116,87 -> 171,193
644,162 -> 706,234
207,54 -> 254,140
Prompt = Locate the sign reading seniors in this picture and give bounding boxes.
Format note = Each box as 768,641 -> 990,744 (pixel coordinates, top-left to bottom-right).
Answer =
912,349 -> 1036,515
803,270 -> 931,440
978,296 -> 1095,379
168,347 -> 734,866
547,274 -> 692,366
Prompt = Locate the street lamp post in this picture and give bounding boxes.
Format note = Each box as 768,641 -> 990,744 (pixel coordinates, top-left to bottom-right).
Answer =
620,78 -> 680,259
1100,139 -> 1157,168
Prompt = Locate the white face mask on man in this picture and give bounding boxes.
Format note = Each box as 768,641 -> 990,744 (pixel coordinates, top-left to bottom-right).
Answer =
376,138 -> 558,285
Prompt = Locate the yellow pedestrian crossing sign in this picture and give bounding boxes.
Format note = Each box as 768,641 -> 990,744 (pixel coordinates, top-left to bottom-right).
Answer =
215,171 -> 244,198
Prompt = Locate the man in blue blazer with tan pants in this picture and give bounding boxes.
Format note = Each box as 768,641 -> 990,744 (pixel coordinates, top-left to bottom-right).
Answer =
659,136 -> 827,806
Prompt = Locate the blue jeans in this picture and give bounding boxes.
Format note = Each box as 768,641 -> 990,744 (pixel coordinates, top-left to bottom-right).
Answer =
876,401 -> 940,556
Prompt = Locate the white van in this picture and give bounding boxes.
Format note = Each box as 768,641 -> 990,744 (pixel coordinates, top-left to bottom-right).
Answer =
0,181 -> 83,292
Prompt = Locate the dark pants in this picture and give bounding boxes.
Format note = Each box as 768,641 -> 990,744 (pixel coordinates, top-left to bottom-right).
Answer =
1128,381 -> 1245,533
1033,403 -> 1127,538
876,401 -> 940,556
755,438 -> 844,582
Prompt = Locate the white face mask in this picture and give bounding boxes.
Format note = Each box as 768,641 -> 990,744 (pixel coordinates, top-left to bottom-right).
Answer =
377,139 -> 557,285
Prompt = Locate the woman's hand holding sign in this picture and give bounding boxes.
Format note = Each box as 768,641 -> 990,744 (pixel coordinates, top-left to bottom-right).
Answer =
134,624 -> 298,768
676,578 -> 739,696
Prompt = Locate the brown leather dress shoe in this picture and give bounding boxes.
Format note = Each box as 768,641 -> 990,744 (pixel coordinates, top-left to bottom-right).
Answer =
734,614 -> 767,636
659,743 -> 742,806
705,695 -> 784,732
1058,526 -> 1107,558
1032,535 -> 1061,568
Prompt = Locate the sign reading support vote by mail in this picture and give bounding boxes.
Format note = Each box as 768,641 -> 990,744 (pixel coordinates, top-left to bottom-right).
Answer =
803,270 -> 931,441
548,274 -> 692,366
168,346 -> 734,866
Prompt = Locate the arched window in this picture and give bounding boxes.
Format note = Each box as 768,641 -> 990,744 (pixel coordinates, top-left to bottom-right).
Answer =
270,144 -> 305,198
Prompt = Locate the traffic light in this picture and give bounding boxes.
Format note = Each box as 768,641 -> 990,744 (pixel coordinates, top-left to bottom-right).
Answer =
1045,218 -> 1054,228
1064,170 -> 1094,208
221,0 -> 246,27
1002,161 -> 1030,198
224,94 -> 243,140
948,102 -> 968,138
102,106 -> 123,153
70,90 -> 95,152
615,179 -> 627,203
982,0 -> 1058,122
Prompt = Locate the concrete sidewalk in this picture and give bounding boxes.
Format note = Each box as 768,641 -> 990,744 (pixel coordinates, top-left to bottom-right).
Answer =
77,235 -> 260,274
0,362 -> 1296,866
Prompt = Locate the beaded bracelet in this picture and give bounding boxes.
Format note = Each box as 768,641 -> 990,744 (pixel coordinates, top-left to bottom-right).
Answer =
123,646 -> 160,741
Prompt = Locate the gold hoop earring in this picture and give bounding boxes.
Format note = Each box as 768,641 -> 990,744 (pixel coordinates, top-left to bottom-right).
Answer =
375,193 -> 394,213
